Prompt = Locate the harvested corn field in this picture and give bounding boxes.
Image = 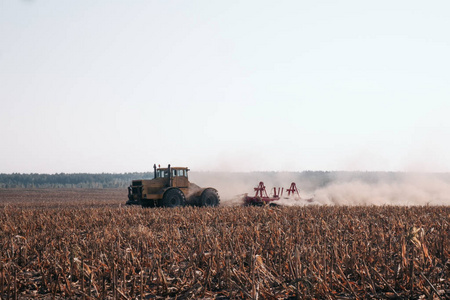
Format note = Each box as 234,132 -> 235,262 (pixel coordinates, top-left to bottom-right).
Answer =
0,189 -> 449,299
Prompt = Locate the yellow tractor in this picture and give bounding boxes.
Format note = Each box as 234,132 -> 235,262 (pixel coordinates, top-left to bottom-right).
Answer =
126,164 -> 220,208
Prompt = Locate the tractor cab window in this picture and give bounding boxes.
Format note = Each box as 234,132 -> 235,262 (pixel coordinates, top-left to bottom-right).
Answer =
172,169 -> 187,177
157,169 -> 169,178
157,168 -> 187,178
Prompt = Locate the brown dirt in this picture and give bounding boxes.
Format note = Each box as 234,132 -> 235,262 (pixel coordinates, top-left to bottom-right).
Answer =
0,188 -> 125,208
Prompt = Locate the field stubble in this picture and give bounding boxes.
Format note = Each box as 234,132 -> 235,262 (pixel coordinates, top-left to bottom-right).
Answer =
0,189 -> 449,299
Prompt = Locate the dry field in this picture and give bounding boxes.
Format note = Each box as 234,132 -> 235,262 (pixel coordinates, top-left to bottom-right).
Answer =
0,189 -> 449,299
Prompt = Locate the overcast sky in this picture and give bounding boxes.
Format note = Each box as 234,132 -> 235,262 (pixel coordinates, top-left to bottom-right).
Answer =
1,0 -> 449,173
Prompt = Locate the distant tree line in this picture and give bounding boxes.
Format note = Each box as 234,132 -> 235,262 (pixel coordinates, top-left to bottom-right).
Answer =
1,171 -> 448,189
0,172 -> 154,188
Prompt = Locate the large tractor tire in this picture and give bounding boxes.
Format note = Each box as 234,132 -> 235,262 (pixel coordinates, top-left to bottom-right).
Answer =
161,189 -> 185,208
200,188 -> 220,207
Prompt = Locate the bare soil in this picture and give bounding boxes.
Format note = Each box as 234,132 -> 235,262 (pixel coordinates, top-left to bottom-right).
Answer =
0,188 -> 125,208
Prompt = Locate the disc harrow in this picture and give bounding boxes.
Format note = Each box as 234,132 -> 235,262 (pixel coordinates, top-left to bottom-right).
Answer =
243,181 -> 312,206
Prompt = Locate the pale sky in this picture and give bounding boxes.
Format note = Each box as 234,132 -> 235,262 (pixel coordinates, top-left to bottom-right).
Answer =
1,0 -> 449,173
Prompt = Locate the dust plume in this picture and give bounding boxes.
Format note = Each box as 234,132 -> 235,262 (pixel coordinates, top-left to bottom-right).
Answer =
313,174 -> 450,206
190,172 -> 450,206
190,171 -> 315,206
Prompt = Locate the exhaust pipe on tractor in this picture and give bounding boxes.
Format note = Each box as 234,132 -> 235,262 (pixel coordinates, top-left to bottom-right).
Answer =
168,164 -> 171,187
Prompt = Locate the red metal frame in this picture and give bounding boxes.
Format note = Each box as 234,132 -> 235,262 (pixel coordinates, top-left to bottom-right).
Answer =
286,182 -> 300,197
243,181 -> 311,206
243,181 -> 280,206
253,182 -> 269,198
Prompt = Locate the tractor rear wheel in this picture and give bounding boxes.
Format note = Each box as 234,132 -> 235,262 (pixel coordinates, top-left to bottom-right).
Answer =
161,189 -> 185,208
200,188 -> 220,207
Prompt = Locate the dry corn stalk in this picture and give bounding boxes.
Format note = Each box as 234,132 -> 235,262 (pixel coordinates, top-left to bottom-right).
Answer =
0,189 -> 448,299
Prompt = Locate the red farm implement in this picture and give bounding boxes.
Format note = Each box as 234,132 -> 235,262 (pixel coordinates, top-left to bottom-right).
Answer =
243,181 -> 311,206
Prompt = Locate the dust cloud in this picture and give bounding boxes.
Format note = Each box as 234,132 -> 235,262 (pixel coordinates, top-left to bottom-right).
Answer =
190,172 -> 450,206
313,175 -> 450,206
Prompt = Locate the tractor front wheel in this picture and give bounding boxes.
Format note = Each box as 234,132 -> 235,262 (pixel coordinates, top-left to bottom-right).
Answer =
161,189 -> 185,208
200,188 -> 220,207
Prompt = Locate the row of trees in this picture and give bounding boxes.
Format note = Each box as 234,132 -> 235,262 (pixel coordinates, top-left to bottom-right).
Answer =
1,171 -> 449,189
0,172 -> 154,188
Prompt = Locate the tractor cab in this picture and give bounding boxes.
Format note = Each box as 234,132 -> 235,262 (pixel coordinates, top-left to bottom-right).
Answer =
155,166 -> 189,188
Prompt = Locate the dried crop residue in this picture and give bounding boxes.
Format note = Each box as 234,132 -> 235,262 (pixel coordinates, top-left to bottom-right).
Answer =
0,203 -> 448,299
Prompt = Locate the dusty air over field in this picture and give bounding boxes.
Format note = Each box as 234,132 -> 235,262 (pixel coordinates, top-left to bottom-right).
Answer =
188,171 -> 450,206
1,1 -> 450,205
